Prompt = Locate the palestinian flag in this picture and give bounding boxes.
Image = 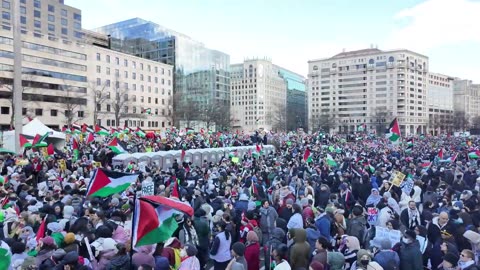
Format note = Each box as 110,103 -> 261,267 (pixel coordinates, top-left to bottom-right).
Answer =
303,148 -> 312,163
72,139 -> 79,162
171,177 -> 180,198
108,138 -> 126,154
385,118 -> 401,143
136,127 -> 146,138
95,125 -> 109,136
0,175 -> 7,185
32,132 -> 51,147
86,168 -> 138,197
19,134 -> 31,148
46,144 -> 55,157
437,148 -> 444,159
71,124 -> 82,134
357,123 -> 366,132
468,150 -> 480,159
142,108 -> 152,115
36,214 -> 47,242
406,138 -> 414,152
186,128 -> 194,135
86,133 -> 95,144
447,153 -> 458,163
180,149 -> 186,162
326,154 -> 337,167
133,195 -> 193,247
421,161 -> 432,168
366,163 -> 375,173
0,239 -> 11,270
61,125 -> 69,133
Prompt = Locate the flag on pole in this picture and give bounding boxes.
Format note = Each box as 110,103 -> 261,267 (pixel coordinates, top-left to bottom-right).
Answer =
86,168 -> 138,197
468,150 -> 480,159
385,118 -> 401,143
32,132 -> 51,147
357,123 -> 366,132
72,139 -> 79,162
86,133 -> 95,144
46,144 -> 55,157
437,148 -> 444,159
0,239 -> 11,270
36,214 -> 48,242
142,108 -> 151,115
19,134 -> 31,148
136,127 -> 146,138
406,138 -> 414,153
171,177 -> 180,198
95,125 -> 109,136
303,148 -> 312,163
326,154 -> 337,167
132,196 -> 193,247
108,138 -> 126,154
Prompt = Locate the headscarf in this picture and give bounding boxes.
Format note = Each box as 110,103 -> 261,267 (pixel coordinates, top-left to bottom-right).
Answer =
366,188 -> 381,206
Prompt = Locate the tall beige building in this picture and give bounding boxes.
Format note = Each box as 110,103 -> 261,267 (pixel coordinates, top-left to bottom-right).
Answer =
88,46 -> 173,129
0,29 -> 89,129
230,59 -> 287,131
0,0 -> 84,41
308,48 -> 429,135
427,73 -> 454,135
453,79 -> 480,127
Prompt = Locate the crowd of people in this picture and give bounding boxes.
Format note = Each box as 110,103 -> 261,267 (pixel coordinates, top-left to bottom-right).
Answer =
1,129 -> 480,270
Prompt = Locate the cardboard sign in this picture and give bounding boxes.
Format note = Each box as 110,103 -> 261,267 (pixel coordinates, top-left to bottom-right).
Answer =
390,170 -> 406,187
376,226 -> 401,245
367,207 -> 378,225
58,159 -> 67,171
141,181 -> 155,196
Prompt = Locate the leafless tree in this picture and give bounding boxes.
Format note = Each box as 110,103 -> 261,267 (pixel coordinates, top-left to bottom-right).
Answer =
0,75 -> 37,128
173,92 -> 202,128
201,101 -> 232,131
267,103 -> 287,132
88,80 -> 110,126
471,116 -> 480,129
372,108 -> 388,134
311,113 -> 336,133
453,111 -> 470,131
57,85 -> 88,127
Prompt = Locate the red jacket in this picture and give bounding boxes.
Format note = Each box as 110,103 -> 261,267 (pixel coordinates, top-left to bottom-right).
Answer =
244,242 -> 260,270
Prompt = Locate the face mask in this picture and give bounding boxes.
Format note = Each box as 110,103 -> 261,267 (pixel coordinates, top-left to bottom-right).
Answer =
402,237 -> 412,244
360,259 -> 370,266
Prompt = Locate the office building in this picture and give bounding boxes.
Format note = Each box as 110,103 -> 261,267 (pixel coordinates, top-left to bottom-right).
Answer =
93,18 -> 231,125
278,68 -> 307,131
0,0 -> 84,41
308,48 -> 429,135
427,73 -> 454,135
453,79 -> 480,127
0,29 -> 89,130
230,58 -> 288,132
88,46 -> 173,129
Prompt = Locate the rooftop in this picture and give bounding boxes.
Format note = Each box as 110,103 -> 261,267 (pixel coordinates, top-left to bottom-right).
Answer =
308,47 -> 428,62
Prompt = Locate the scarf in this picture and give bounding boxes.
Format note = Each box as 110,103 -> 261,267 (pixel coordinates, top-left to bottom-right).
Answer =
183,225 -> 199,246
408,208 -> 421,230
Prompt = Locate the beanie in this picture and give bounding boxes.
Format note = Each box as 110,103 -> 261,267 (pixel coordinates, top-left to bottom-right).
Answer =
404,230 -> 416,240
443,252 -> 459,267
232,242 -> 245,256
285,198 -> 294,205
64,232 -> 76,245
310,261 -> 325,270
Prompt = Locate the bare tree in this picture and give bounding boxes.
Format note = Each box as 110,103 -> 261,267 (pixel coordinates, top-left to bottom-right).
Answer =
453,111 -> 470,131
201,100 -> 232,131
174,93 -> 202,128
268,103 -> 287,132
471,116 -> 480,129
57,85 -> 88,127
372,108 -> 388,135
0,75 -> 37,128
311,113 -> 336,133
88,80 -> 110,126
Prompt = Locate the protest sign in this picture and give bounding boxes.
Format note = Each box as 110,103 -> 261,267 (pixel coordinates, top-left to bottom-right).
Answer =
375,226 -> 401,245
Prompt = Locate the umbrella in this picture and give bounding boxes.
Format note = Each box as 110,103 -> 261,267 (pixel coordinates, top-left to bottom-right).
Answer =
0,148 -> 15,155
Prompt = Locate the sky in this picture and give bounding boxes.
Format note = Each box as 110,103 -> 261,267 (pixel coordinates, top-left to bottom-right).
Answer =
67,0 -> 480,81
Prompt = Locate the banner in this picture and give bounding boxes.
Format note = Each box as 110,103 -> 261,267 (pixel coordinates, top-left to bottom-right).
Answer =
375,227 -> 401,245
367,207 -> 378,225
400,178 -> 414,195
58,159 -> 66,171
389,170 -> 406,187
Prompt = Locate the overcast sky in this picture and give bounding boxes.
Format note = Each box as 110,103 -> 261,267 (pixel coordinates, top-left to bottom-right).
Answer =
67,0 -> 480,81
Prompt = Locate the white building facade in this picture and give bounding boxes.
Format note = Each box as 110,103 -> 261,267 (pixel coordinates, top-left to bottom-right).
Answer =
427,72 -> 454,135
88,46 -> 173,130
453,79 -> 480,123
308,48 -> 429,135
230,59 -> 287,132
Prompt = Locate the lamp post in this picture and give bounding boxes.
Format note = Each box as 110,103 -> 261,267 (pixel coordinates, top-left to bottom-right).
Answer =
12,0 -> 23,154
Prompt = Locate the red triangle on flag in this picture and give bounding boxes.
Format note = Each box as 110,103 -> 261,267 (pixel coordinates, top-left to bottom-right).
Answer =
47,144 -> 55,156
86,169 -> 112,197
36,215 -> 48,242
171,177 -> 180,198
32,134 -> 41,145
19,134 -> 29,147
86,133 -> 95,144
109,137 -> 119,147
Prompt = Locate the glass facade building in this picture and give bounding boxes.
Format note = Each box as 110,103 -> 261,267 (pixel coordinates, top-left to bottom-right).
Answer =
278,68 -> 307,130
93,18 -> 230,110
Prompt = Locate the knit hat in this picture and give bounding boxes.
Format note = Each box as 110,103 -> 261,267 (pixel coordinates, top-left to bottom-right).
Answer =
443,252 -> 459,267
41,236 -> 55,247
356,249 -> 372,261
64,232 -> 76,245
246,230 -> 259,243
111,197 -> 120,206
232,242 -> 246,256
310,261 -> 325,270
370,237 -> 392,250
285,198 -> 294,205
63,205 -> 74,219
300,198 -> 309,207
185,243 -> 198,256
404,230 -> 416,240
47,222 -> 62,233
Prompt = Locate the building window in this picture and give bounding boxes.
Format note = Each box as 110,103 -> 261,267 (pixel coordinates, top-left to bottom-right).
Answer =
106,105 -> 111,112
155,98 -> 158,104
34,10 -> 40,18
106,55 -> 110,63
61,18 -> 67,26
124,71 -> 128,78
0,106 -> 9,114
96,65 -> 101,73
140,63 -> 143,70
140,74 -> 144,81
132,72 -> 136,79
61,9 -> 67,17
34,20 -> 40,28
96,78 -> 101,85
73,13 -> 81,20
2,11 -> 10,20
61,28 -> 67,35
33,0 -> 40,8
22,108 -> 26,115
2,1 -> 9,9
74,22 -> 81,30
148,97 -> 151,103
20,16 -> 26,24
48,14 -> 54,22
48,24 -> 54,31
124,59 -> 128,67
115,57 -> 119,65
106,67 -> 110,75
50,109 -> 57,116
20,6 -> 25,14
78,111 -> 84,118
35,108 -> 42,116
48,4 -> 54,12
74,31 -> 83,39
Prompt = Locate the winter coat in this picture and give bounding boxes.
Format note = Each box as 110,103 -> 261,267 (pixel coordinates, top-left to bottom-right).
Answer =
179,256 -> 200,270
260,206 -> 278,234
194,216 -> 210,250
306,227 -> 321,255
427,217 -> 454,244
399,241 -> 423,270
289,228 -> 311,270
373,250 -> 400,270
287,213 -> 304,230
346,216 -> 367,244
315,213 -> 332,241
244,242 -> 260,270
106,255 -> 131,270
267,228 -> 286,263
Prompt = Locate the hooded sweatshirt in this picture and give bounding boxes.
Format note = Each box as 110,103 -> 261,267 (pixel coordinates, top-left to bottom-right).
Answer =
289,228 -> 311,270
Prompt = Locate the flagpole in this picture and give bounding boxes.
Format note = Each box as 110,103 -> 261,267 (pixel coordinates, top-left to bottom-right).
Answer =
130,192 -> 137,269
